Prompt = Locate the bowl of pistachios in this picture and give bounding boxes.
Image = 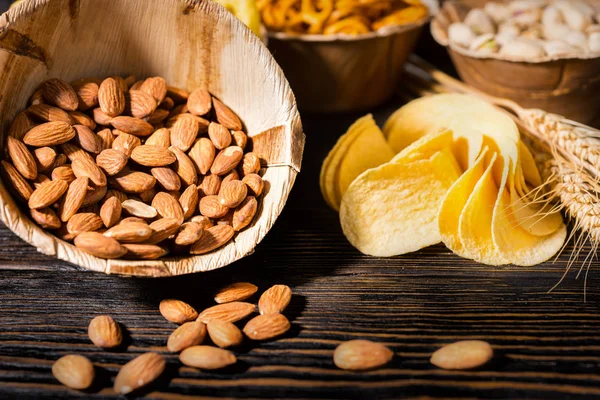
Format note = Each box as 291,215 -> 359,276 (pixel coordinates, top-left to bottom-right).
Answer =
431,0 -> 600,124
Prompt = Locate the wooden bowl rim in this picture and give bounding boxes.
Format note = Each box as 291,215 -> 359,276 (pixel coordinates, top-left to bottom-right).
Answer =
0,0 -> 305,277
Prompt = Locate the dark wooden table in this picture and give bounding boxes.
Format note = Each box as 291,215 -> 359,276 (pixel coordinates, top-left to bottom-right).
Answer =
2,4 -> 600,400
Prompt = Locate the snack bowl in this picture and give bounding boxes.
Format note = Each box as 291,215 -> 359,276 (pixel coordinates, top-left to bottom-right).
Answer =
431,0 -> 600,124
0,0 -> 304,277
266,0 -> 438,113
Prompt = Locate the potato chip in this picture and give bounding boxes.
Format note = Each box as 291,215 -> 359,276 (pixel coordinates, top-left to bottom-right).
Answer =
391,129 -> 454,164
519,140 -> 542,188
340,148 -> 461,257
458,153 -> 508,265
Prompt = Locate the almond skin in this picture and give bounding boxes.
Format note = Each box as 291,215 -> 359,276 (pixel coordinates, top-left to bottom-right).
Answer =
59,176 -> 90,222
145,218 -> 181,244
208,122 -> 232,150
52,355 -> 94,390
145,128 -> 171,148
30,207 -> 61,229
82,183 -> 108,207
41,78 -> 79,111
1,161 -> 33,200
179,346 -> 236,370
243,313 -> 291,341
140,77 -> 168,103
189,137 -> 215,175
187,87 -> 212,116
190,224 -> 234,254
71,156 -> 107,186
7,136 -> 37,179
201,174 -> 221,196
52,165 -> 76,183
69,111 -> 97,130
72,81 -> 99,111
151,167 -> 181,191
92,107 -> 113,125
67,213 -> 104,235
241,152 -> 261,176
74,124 -> 102,154
23,121 -> 76,147
97,128 -> 115,150
110,170 -> 156,193
110,116 -> 153,137
130,145 -> 176,167
213,97 -> 242,130
96,149 -> 128,176
430,340 -> 493,370
215,282 -> 258,304
104,222 -> 153,243
28,179 -> 68,209
232,130 -> 247,149
33,147 -> 57,172
233,196 -> 258,231
160,299 -> 199,324
152,192 -> 184,223
128,89 -> 157,119
199,195 -> 229,219
210,146 -> 243,176
100,196 -> 122,228
74,231 -> 127,259
207,320 -> 244,348
32,174 -> 51,189
167,321 -> 207,353
170,147 -> 197,186
122,244 -> 168,259
98,77 -> 125,117
258,284 -> 292,315
112,132 -> 141,157
333,340 -> 394,371
218,180 -> 248,208
88,315 -> 122,348
113,352 -> 166,395
169,113 -> 200,151
28,104 -> 73,123
197,302 -> 255,324
179,184 -> 199,220
175,222 -> 204,246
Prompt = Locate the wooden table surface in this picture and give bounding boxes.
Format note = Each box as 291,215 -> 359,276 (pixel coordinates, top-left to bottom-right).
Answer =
2,3 -> 600,399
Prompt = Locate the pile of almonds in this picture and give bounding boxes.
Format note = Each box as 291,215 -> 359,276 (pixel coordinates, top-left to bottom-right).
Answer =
1,76 -> 264,260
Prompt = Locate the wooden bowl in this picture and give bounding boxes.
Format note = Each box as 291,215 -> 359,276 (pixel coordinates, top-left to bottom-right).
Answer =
431,1 -> 600,125
0,0 -> 304,277
267,1 -> 438,114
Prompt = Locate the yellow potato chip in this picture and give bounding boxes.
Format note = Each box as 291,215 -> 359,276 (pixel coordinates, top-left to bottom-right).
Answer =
337,118 -> 395,202
519,140 -> 542,188
391,129 -> 454,164
340,149 -> 461,257
458,153 -> 508,265
439,148 -> 488,257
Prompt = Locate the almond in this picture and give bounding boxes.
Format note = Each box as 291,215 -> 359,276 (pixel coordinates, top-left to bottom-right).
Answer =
52,355 -> 94,390
32,174 -> 51,189
430,340 -> 493,370
218,180 -> 247,208
59,177 -> 89,222
111,76 -> 127,91
175,222 -> 204,245
139,187 -> 158,203
104,222 -> 153,243
9,111 -> 34,140
28,179 -> 68,209
73,125 -> 102,154
170,147 -> 197,186
242,174 -> 264,196
110,169 -> 156,193
51,165 -> 76,183
190,215 -> 213,230
72,81 -> 99,111
1,161 -> 33,200
113,352 -> 166,395
30,207 -> 61,229
33,147 -> 57,172
189,137 -> 216,175
112,132 -> 141,157
98,77 -> 125,117
52,153 -> 68,169
199,195 -> 229,219
179,346 -> 236,370
145,218 -> 180,244
30,88 -> 45,105
122,243 -> 168,259
207,320 -> 243,348
121,199 -> 158,219
97,128 -> 115,150
41,78 -> 79,111
197,301 -> 255,324
82,183 -> 107,207
243,313 -> 290,341
100,196 -> 122,228
96,149 -> 128,176
159,96 -> 175,110
151,167 -> 181,191
123,75 -> 137,88
187,87 -> 212,116
215,282 -> 258,304
60,142 -> 92,162
92,107 -> 113,125
333,340 -> 394,371
88,315 -> 122,348
169,113 -> 199,151
167,86 -> 190,103
74,231 -> 127,258
120,217 -> 146,225
208,122 -> 232,150
7,136 -> 37,179
140,77 -> 167,103
27,104 -> 73,123
241,152 -> 261,176
201,174 -> 221,196
110,116 -> 153,137
69,111 -> 97,130
67,213 -> 104,235
233,196 -> 257,231
167,321 -> 207,353
258,284 -> 292,315
23,121 -> 76,147
128,89 -> 157,119
212,97 -> 241,129
232,130 -> 247,149
152,192 -> 184,223
210,146 -> 243,176
130,80 -> 144,91
169,104 -> 189,118
144,108 -> 170,125
160,299 -> 198,324
145,127 -> 171,148
130,145 -> 176,167
105,189 -> 128,203
216,210 -> 234,226
222,169 -> 240,186
179,184 -> 199,220
71,157 -> 107,186
190,224 -> 234,254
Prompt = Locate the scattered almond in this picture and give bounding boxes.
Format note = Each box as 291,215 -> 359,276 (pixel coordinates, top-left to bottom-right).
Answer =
197,301 -> 255,324
243,313 -> 291,341
160,299 -> 198,324
128,89 -> 157,119
52,355 -> 94,390
167,321 -> 207,353
232,130 -> 247,149
170,113 -> 200,151
208,122 -> 232,150
7,136 -> 37,180
152,192 -> 184,223
112,132 -> 141,157
73,124 -> 102,154
258,284 -> 292,315
151,167 -> 181,191
207,320 -> 244,348
145,128 -> 171,148
113,352 -> 166,395
430,340 -> 493,370
179,184 -> 199,220
111,116 -> 153,137
88,315 -> 122,348
179,346 -> 236,370
215,282 -> 258,304
333,340 -> 394,371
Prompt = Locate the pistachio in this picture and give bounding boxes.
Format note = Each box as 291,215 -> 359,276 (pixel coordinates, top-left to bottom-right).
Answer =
464,8 -> 496,35
565,30 -> 589,50
499,38 -> 545,58
589,32 -> 600,52
469,34 -> 499,53
484,2 -> 510,24
543,40 -> 578,57
448,22 -> 476,48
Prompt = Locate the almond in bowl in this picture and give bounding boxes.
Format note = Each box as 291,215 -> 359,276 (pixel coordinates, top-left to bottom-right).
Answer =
0,0 -> 304,277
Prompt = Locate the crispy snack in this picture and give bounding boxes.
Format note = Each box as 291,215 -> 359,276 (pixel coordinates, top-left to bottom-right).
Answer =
258,0 -> 428,35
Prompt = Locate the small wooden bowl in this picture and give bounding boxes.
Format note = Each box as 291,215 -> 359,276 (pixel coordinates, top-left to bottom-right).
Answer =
0,0 -> 304,277
431,1 -> 600,124
267,1 -> 438,114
